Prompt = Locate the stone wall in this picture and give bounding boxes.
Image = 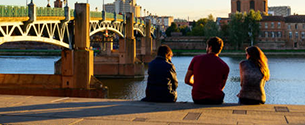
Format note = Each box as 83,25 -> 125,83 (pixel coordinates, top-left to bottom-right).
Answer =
163,36 -> 292,50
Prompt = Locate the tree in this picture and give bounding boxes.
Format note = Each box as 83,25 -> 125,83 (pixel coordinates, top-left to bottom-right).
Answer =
203,14 -> 220,39
244,10 -> 262,46
229,12 -> 246,50
165,22 -> 179,37
229,10 -> 262,50
179,25 -> 191,36
191,24 -> 204,36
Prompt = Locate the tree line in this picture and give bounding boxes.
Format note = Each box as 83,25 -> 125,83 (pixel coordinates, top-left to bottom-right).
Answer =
165,10 -> 263,50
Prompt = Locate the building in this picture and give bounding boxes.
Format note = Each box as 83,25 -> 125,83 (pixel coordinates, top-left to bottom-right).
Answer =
174,19 -> 189,27
105,0 -> 141,17
231,0 -> 268,14
258,16 -> 286,49
285,15 -> 305,49
268,6 -> 291,17
54,0 -> 62,8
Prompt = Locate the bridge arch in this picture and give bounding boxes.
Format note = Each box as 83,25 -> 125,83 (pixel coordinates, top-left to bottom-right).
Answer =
0,21 -> 71,49
89,21 -> 124,38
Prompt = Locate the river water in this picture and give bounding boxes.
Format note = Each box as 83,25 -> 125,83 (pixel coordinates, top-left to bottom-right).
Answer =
0,56 -> 305,105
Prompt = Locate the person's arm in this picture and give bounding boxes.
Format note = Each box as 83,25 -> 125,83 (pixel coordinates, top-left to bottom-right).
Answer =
170,65 -> 178,90
239,62 -> 244,87
185,70 -> 194,86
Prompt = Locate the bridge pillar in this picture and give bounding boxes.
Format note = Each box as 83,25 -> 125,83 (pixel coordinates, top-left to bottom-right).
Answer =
155,25 -> 162,51
138,19 -> 154,63
125,13 -> 136,64
73,3 -> 94,89
61,49 -> 74,88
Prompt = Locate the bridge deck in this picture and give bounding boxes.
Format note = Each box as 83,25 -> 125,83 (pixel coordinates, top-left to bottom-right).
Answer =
0,95 -> 304,125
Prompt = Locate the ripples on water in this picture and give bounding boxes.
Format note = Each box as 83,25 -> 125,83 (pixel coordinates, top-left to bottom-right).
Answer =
0,56 -> 305,105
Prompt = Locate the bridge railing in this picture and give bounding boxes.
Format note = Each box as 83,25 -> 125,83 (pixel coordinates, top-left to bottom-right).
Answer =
36,7 -> 65,17
105,12 -> 114,19
117,14 -> 124,20
0,5 -> 28,17
90,11 -> 102,18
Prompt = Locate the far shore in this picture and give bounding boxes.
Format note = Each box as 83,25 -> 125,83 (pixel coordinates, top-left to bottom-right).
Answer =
173,49 -> 305,57
0,49 -> 304,57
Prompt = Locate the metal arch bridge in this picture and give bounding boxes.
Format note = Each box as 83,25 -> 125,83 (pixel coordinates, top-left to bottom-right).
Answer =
0,5 -> 155,49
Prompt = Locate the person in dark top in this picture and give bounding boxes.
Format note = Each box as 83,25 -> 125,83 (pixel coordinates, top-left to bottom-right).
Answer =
237,46 -> 270,105
185,37 -> 229,105
141,45 -> 178,102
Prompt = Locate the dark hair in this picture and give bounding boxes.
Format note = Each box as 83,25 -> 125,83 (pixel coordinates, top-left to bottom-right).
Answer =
157,45 -> 172,57
246,46 -> 270,81
207,37 -> 224,54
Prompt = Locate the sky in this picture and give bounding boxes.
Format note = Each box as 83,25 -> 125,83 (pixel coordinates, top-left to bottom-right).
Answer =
2,0 -> 305,21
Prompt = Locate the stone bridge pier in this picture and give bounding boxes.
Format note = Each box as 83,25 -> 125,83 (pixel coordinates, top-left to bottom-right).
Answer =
94,12 -> 145,78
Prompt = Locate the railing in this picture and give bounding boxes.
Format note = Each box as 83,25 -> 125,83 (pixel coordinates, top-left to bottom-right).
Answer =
0,5 -> 28,17
36,7 -> 65,17
90,11 -> 102,18
70,9 -> 74,18
105,12 -> 114,19
117,14 -> 124,20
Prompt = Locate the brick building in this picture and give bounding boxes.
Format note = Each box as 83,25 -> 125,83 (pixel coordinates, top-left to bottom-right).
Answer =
285,15 -> 305,49
231,0 -> 268,14
258,16 -> 286,49
54,0 -> 62,8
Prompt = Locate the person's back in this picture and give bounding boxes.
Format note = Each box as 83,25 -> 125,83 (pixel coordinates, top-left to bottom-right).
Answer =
142,45 -> 178,103
185,37 -> 229,105
238,60 -> 266,103
190,54 -> 229,102
237,46 -> 270,105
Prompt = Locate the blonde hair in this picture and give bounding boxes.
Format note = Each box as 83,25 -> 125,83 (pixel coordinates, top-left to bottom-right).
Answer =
246,46 -> 270,81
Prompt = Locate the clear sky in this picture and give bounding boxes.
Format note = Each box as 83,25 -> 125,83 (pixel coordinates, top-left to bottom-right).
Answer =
2,0 -> 305,21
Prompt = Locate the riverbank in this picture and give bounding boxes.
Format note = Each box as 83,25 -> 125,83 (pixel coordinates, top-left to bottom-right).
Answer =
0,49 -> 305,57
0,50 -> 62,56
173,49 -> 305,57
0,95 -> 304,125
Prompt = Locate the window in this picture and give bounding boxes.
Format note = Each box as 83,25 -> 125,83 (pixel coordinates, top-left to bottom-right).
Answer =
272,32 -> 275,38
237,1 -> 241,12
263,1 -> 266,12
265,32 -> 268,38
265,23 -> 268,28
303,24 -> 305,29
289,32 -> 292,39
295,24 -> 298,29
278,32 -> 282,38
295,32 -> 299,39
302,32 -> 305,39
278,22 -> 281,28
250,0 -> 255,10
259,22 -> 261,28
271,22 -> 274,28
288,24 -> 291,29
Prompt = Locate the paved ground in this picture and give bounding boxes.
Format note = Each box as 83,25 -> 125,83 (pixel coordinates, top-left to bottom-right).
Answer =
0,95 -> 304,125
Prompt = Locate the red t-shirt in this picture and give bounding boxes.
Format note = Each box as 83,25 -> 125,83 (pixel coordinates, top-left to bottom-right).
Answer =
188,53 -> 229,100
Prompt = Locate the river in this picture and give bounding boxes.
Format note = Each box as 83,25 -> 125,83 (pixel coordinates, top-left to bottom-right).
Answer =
0,56 -> 304,105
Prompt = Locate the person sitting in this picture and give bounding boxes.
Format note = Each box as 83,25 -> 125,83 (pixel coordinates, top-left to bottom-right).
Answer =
185,37 -> 229,105
237,46 -> 270,105
141,45 -> 178,102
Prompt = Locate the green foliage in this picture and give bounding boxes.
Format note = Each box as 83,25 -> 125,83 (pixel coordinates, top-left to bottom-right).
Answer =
191,24 -> 205,36
179,25 -> 191,36
165,22 -> 180,37
229,10 -> 262,50
203,20 -> 220,39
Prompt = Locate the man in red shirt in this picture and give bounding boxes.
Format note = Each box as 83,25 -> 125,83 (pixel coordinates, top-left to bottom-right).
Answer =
185,37 -> 229,105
